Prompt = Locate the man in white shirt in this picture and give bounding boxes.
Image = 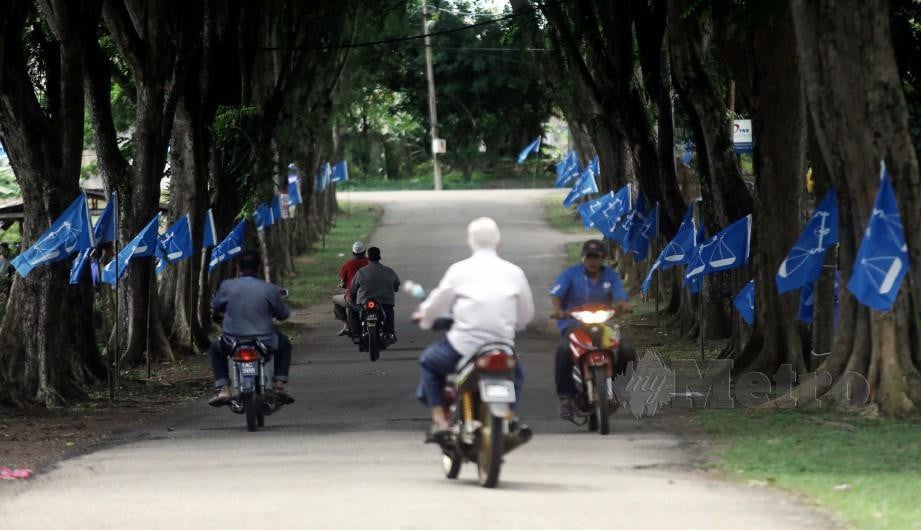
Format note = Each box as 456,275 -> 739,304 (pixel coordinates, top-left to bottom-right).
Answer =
413,217 -> 535,433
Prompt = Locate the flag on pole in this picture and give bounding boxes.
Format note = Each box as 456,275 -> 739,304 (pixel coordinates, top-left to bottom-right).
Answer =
630,202 -> 658,261
12,193 -> 96,277
287,180 -> 303,206
686,214 -> 752,281
155,214 -> 194,274
589,184 -> 631,234
554,151 -> 581,188
847,162 -> 909,311
578,192 -> 614,230
516,137 -> 541,164
734,280 -> 755,325
272,194 -> 285,221
562,159 -> 599,208
605,194 -> 647,251
331,161 -> 349,183
100,213 -> 160,284
659,204 -> 698,269
94,193 -> 117,245
202,209 -> 218,248
776,189 -> 838,293
253,203 -> 274,231
209,220 -> 246,272
69,248 -> 93,285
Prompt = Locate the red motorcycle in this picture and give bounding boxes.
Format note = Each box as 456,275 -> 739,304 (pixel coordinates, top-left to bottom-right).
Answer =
565,304 -> 622,435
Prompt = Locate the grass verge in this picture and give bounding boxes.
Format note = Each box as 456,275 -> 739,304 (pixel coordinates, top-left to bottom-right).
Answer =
543,195 -> 584,234
692,408 -> 921,530
286,204 -> 382,309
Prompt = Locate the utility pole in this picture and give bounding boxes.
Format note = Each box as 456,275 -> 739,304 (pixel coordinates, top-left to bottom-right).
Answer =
422,3 -> 443,191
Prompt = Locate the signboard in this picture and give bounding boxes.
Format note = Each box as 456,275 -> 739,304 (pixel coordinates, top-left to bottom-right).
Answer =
733,119 -> 753,153
432,138 -> 446,154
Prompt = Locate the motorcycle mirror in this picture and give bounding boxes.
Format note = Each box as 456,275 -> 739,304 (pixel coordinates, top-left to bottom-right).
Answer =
279,288 -> 289,299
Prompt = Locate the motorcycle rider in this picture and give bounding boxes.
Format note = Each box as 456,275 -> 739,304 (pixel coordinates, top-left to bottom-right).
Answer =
208,250 -> 294,406
332,241 -> 369,337
550,239 -> 636,420
349,246 -> 401,343
413,217 -> 535,435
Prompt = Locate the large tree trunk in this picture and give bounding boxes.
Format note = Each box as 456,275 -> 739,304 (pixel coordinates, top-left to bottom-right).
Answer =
786,0 -> 921,415
0,0 -> 104,406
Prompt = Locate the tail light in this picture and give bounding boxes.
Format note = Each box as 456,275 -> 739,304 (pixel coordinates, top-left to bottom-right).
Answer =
366,300 -> 376,309
232,347 -> 261,362
476,351 -> 516,372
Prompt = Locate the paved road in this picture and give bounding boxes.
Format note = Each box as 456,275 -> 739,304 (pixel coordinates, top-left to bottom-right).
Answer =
0,190 -> 830,529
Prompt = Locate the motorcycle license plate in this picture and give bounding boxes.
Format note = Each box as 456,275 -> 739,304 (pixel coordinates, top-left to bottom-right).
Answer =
478,379 -> 516,403
239,362 -> 257,376
366,313 -> 378,321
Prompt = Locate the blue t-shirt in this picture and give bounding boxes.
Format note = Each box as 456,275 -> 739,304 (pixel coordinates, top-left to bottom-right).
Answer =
549,265 -> 628,333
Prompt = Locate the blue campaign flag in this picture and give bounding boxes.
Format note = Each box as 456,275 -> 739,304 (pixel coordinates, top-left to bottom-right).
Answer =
631,203 -> 658,261
253,202 -> 274,231
734,280 -> 755,325
272,194 -> 284,221
554,151 -> 581,188
659,204 -> 698,269
287,180 -> 303,206
287,162 -> 299,182
100,213 -> 160,284
578,192 -> 615,230
202,209 -> 218,248
209,220 -> 246,272
681,141 -> 693,166
94,193 -> 117,245
12,193 -> 96,277
848,163 -> 910,311
641,256 -> 661,294
590,184 -> 631,233
159,215 -> 193,264
562,160 -> 599,208
331,161 -> 349,183
315,164 -> 329,192
69,248 -> 92,285
606,194 -> 647,251
686,214 -> 752,281
776,189 -> 838,293
516,137 -> 541,164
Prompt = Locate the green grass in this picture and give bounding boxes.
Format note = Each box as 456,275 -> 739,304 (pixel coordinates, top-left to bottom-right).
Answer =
543,195 -> 585,234
693,408 -> 921,529
285,205 -> 382,309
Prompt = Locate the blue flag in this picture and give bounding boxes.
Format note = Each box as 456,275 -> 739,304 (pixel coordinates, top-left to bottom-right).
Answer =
254,203 -> 274,231
606,194 -> 647,251
589,184 -> 631,233
69,248 -> 92,285
202,209 -> 218,248
631,203 -> 658,261
641,256 -> 660,295
100,213 -> 160,284
686,214 -> 752,280
316,163 -> 331,192
799,273 -> 840,325
554,151 -> 581,188
848,163 -> 909,311
776,189 -> 838,294
94,193 -> 117,245
12,193 -> 96,277
209,220 -> 246,273
516,137 -> 541,164
287,180 -> 303,206
331,161 -> 349,183
734,280 -> 755,325
578,192 -> 615,230
563,159 -> 599,208
155,215 -> 194,275
681,141 -> 693,166
659,204 -> 698,269
272,194 -> 285,221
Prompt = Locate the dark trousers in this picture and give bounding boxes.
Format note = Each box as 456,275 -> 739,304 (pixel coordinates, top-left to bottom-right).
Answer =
209,331 -> 292,389
350,303 -> 395,336
555,329 -> 635,398
416,338 -> 524,410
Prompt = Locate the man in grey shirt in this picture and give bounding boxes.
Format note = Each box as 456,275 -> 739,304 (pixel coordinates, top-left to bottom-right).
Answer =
349,246 -> 400,341
208,250 -> 294,406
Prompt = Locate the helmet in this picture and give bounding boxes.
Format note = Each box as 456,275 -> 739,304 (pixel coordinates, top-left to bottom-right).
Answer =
352,241 -> 366,254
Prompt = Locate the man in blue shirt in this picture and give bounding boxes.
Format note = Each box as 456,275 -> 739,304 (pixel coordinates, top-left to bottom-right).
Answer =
549,239 -> 636,420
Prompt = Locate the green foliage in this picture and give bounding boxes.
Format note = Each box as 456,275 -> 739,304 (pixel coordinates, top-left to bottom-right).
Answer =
542,195 -> 584,234
694,408 -> 921,530
0,168 -> 21,200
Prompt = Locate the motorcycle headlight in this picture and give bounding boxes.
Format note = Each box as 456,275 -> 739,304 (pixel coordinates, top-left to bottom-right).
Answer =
571,310 -> 615,324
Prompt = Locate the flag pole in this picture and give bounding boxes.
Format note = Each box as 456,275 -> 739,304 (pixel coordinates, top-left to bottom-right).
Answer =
654,202 -> 660,327
146,259 -> 153,380
188,215 -> 195,355
696,200 -> 705,361
113,194 -> 120,400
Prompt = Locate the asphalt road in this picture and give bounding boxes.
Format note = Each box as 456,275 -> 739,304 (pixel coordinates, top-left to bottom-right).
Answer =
0,190 -> 831,530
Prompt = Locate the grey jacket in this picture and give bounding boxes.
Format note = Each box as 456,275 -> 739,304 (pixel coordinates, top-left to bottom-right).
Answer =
212,275 -> 290,349
350,261 -> 400,306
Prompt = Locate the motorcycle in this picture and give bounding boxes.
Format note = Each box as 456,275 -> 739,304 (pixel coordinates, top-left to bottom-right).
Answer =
564,304 -> 622,435
224,338 -> 287,432
357,298 -> 390,362
404,281 -> 530,488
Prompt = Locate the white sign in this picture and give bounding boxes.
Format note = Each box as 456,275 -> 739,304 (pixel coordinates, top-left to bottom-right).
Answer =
733,119 -> 753,151
432,138 -> 446,154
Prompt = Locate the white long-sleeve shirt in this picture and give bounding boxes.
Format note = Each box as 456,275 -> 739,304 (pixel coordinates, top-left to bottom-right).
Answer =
418,249 -> 535,357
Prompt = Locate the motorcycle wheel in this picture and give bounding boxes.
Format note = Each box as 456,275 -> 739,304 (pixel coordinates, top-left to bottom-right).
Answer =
243,393 -> 258,432
476,401 -> 504,488
256,400 -> 265,428
593,368 -> 610,435
368,332 -> 379,362
442,451 -> 462,479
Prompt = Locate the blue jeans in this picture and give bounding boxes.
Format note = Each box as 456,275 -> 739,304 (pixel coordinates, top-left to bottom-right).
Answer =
416,338 -> 524,409
209,331 -> 292,389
